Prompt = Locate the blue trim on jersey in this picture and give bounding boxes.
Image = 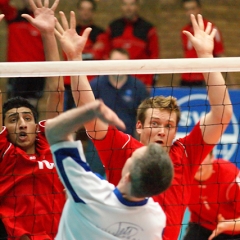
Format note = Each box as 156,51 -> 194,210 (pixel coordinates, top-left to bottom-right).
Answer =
54,147 -> 91,203
114,188 -> 148,206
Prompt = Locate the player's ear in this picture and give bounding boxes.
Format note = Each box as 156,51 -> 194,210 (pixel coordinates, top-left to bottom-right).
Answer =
136,120 -> 143,135
35,124 -> 39,134
124,172 -> 131,183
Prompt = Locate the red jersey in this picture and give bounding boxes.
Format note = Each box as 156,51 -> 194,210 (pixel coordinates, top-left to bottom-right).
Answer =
92,122 -> 213,240
188,159 -> 240,234
0,1 -> 45,62
104,17 -> 160,86
0,121 -> 65,240
181,18 -> 224,83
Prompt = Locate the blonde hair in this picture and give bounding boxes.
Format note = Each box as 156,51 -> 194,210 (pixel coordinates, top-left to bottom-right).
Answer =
137,96 -> 181,126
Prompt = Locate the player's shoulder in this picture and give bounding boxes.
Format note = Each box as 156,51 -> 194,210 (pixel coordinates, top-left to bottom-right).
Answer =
213,159 -> 239,182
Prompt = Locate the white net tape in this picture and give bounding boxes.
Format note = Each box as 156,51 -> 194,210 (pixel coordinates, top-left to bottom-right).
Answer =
0,57 -> 239,77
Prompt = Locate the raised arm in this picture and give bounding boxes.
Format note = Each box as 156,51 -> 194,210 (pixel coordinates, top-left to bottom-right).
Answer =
183,14 -> 232,144
22,0 -> 64,120
54,11 -> 108,139
45,100 -> 125,145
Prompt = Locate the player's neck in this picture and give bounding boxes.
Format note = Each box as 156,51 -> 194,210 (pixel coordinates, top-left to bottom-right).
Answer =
195,164 -> 213,181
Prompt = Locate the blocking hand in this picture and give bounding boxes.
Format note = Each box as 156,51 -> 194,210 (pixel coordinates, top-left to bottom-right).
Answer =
54,11 -> 91,60
21,0 -> 59,34
183,14 -> 216,58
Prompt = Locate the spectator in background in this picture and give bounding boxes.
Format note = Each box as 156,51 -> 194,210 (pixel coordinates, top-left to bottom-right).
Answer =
103,0 -> 159,89
86,48 -> 149,175
184,151 -> 240,240
91,48 -> 149,136
180,0 -> 224,87
0,0 -> 46,107
64,0 -> 106,111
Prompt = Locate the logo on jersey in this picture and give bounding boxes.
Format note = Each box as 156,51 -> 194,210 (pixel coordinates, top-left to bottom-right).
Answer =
38,160 -> 55,169
106,222 -> 143,240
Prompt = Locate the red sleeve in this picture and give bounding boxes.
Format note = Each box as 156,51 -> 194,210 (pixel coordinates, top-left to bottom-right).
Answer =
147,27 -> 160,59
88,32 -> 108,60
101,28 -> 112,59
0,127 -> 12,161
92,126 -> 143,185
0,0 -> 17,22
178,122 -> 214,172
213,27 -> 224,56
36,121 -> 49,152
227,170 -> 240,217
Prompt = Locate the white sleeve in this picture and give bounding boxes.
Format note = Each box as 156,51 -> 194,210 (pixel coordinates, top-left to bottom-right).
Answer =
50,141 -> 113,203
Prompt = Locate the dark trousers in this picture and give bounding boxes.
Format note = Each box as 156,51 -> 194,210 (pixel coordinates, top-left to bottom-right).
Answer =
180,79 -> 205,87
8,77 -> 45,99
0,219 -> 7,240
183,223 -> 240,240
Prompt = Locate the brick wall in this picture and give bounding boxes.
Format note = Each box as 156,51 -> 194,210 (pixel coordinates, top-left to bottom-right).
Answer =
0,0 -> 240,87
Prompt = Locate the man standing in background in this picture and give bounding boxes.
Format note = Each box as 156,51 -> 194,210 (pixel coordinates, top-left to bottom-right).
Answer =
180,0 -> 224,87
103,0 -> 159,88
64,0 -> 106,111
0,0 -> 46,107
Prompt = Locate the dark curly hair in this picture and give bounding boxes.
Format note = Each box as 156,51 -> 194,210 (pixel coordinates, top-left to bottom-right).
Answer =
3,97 -> 38,124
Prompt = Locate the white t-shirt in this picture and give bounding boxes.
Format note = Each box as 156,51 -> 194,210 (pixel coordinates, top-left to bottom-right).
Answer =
51,141 -> 166,240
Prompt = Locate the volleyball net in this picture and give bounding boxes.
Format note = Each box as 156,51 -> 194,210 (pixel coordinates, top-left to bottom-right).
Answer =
0,58 -> 240,239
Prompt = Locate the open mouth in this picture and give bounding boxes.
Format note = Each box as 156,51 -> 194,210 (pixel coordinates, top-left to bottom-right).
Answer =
155,140 -> 164,145
18,132 -> 27,140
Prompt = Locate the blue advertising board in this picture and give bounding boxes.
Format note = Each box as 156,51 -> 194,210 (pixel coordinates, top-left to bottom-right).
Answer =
151,87 -> 240,167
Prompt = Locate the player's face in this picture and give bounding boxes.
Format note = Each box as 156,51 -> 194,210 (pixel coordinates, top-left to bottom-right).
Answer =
77,1 -> 94,24
110,51 -> 129,61
194,153 -> 214,181
4,107 -> 37,154
136,108 -> 177,153
183,1 -> 201,18
121,0 -> 139,20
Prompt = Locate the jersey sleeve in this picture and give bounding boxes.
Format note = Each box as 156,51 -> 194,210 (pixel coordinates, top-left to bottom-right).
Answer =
147,27 -> 160,59
89,32 -> 108,60
213,26 -> 224,56
0,127 -> 12,162
51,140 -> 113,203
178,122 -> 214,172
91,126 -> 143,185
0,0 -> 17,22
226,169 -> 240,217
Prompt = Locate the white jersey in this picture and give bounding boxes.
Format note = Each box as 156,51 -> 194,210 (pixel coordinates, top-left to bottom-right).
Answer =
51,141 -> 166,240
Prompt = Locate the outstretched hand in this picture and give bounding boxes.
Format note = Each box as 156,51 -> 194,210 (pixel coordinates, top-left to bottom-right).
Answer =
54,11 -> 92,60
95,100 -> 126,131
183,14 -> 216,58
21,0 -> 59,34
208,214 -> 234,240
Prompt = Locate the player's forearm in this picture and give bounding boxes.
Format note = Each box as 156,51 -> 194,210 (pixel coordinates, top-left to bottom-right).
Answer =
46,100 -> 102,145
68,55 -> 95,107
42,33 -> 64,118
203,70 -> 232,124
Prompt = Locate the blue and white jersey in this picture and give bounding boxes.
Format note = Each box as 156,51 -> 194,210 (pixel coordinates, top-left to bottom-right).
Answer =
51,141 -> 166,240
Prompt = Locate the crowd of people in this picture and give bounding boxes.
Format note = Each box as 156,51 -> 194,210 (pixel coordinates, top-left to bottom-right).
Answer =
0,0 -> 238,240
